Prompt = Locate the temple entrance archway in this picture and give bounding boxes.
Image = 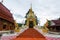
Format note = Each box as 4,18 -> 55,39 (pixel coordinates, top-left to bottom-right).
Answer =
29,21 -> 34,28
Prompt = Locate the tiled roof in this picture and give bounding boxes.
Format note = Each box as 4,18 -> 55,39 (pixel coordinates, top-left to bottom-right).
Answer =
51,20 -> 60,26
0,3 -> 12,17
0,2 -> 14,23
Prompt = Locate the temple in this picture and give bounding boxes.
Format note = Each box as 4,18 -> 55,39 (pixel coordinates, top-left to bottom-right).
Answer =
25,5 -> 38,28
45,18 -> 60,32
0,3 -> 15,31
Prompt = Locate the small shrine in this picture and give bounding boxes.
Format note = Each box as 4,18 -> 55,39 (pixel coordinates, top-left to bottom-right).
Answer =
25,5 -> 38,28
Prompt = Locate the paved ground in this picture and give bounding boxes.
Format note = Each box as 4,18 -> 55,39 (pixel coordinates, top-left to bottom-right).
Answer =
13,28 -> 46,40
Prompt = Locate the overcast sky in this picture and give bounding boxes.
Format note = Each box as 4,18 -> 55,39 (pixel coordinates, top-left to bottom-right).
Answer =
0,0 -> 60,26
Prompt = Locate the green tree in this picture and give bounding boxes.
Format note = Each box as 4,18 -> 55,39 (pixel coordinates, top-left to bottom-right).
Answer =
17,23 -> 22,27
35,16 -> 38,25
24,20 -> 27,25
48,20 -> 51,26
25,11 -> 29,18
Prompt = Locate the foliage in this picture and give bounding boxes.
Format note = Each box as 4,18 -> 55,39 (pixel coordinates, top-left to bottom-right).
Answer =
48,20 -> 51,26
17,23 -> 23,27
24,20 -> 27,25
35,16 -> 38,25
25,11 -> 29,18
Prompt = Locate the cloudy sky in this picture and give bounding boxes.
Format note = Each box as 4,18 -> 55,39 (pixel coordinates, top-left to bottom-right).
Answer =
0,0 -> 60,26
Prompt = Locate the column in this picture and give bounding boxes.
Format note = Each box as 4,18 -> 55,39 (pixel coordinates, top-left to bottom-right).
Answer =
0,19 -> 3,31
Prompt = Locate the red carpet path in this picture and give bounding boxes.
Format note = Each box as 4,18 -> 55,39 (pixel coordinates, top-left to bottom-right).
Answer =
13,28 -> 46,40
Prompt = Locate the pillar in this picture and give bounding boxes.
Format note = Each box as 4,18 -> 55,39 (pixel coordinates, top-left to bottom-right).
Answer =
0,19 -> 3,31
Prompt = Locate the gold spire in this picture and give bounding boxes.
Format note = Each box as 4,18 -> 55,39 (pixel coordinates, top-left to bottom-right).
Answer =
30,3 -> 32,11
31,4 -> 32,10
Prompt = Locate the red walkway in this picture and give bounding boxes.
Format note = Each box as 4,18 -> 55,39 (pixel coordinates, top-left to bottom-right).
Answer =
13,28 -> 46,40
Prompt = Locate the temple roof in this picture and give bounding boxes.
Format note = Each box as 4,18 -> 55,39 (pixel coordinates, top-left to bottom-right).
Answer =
0,2 -> 12,17
0,2 -> 14,23
51,20 -> 60,26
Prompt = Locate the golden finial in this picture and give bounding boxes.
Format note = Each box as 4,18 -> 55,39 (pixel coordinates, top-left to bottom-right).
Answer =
30,3 -> 32,11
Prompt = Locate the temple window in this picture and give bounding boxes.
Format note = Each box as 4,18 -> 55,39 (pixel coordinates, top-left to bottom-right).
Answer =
3,25 -> 6,29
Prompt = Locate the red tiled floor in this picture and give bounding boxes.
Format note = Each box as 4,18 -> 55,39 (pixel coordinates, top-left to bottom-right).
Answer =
13,28 -> 46,40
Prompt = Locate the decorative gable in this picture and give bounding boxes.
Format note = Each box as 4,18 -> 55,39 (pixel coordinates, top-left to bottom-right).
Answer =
50,21 -> 55,26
